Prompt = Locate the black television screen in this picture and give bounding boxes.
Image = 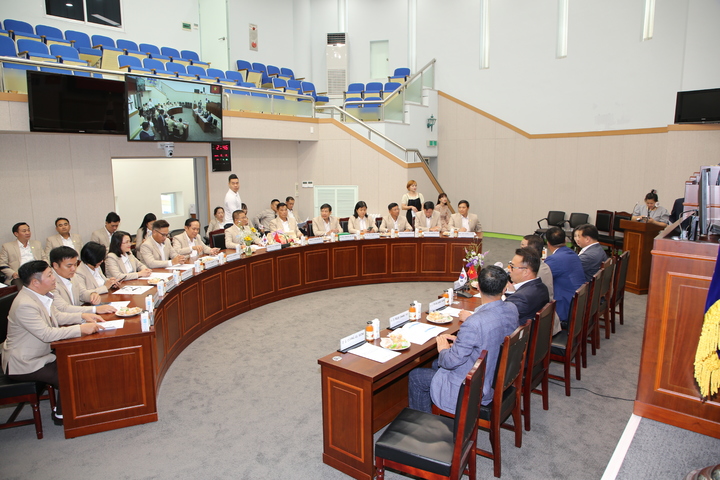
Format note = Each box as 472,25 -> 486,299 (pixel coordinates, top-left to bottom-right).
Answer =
27,71 -> 126,135
125,74 -> 223,143
674,88 -> 720,124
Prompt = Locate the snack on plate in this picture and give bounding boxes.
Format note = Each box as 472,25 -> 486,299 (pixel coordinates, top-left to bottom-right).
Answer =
116,306 -> 142,317
147,277 -> 162,285
381,332 -> 410,350
427,311 -> 453,323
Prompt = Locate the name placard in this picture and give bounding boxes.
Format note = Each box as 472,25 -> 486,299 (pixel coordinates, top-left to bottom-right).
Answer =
389,311 -> 410,329
165,277 -> 177,292
181,268 -> 194,281
204,259 -> 219,269
428,298 -> 445,313
339,234 -> 356,242
363,232 -> 380,240
226,252 -> 241,262
266,243 -> 282,252
308,236 -> 324,245
398,231 -> 414,238
458,231 -> 476,238
424,231 -> 440,237
339,330 -> 366,352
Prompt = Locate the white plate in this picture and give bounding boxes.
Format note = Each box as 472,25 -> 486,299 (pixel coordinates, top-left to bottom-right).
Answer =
426,313 -> 453,324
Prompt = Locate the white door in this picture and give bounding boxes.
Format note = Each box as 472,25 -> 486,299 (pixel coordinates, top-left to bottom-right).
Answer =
198,0 -> 229,71
370,40 -> 389,81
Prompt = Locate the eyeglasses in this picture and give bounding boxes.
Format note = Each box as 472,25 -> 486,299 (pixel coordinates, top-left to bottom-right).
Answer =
508,262 -> 528,270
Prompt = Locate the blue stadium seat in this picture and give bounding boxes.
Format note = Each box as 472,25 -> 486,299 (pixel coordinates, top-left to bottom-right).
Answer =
252,62 -> 273,87
91,35 -> 123,69
64,30 -> 102,67
389,67 -> 411,82
206,68 -> 235,85
187,65 -> 215,82
344,83 -> 364,101
300,82 -> 328,104
180,50 -> 209,67
49,44 -> 89,66
117,54 -> 152,73
272,77 -> 288,91
279,67 -> 303,81
117,39 -> 147,60
40,66 -> 72,75
286,79 -> 303,95
143,58 -> 174,77
4,19 -> 40,41
16,39 -> 56,62
35,25 -> 71,47
3,62 -> 37,71
139,43 -> 171,62
91,35 -> 121,50
0,35 -> 18,57
236,60 -> 261,86
365,82 -> 383,97
164,62 -> 196,80
266,65 -> 281,78
161,46 -> 190,67
225,70 -> 244,85
383,82 -> 401,98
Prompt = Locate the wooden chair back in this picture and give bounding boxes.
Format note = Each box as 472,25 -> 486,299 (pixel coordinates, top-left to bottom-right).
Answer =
522,300 -> 556,431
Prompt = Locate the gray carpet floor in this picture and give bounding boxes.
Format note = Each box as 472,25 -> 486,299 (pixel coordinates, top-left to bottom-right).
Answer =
0,238 -> 711,479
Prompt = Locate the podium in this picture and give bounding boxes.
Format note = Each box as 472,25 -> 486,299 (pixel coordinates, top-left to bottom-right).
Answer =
620,219 -> 665,294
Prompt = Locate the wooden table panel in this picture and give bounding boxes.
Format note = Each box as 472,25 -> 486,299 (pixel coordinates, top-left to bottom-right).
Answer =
333,245 -> 359,279
153,309 -> 166,371
361,244 -> 388,276
250,258 -> 275,299
420,242 -> 448,274
276,252 -> 302,291
180,283 -> 201,336
200,271 -> 224,322
304,249 -> 330,285
390,242 -> 417,274
163,295 -> 182,352
224,263 -> 249,309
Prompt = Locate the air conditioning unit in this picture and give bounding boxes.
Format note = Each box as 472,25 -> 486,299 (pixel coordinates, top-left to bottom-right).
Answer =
326,33 -> 347,97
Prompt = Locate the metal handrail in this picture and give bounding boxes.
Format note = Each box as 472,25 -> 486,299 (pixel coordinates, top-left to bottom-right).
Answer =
222,86 -> 315,115
315,104 -> 407,153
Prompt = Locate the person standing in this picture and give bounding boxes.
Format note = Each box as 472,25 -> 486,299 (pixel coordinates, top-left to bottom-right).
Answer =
223,174 -> 242,227
401,180 -> 424,229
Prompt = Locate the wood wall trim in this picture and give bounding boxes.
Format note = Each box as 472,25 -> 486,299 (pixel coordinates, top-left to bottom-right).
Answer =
438,90 -> 720,138
0,92 -> 27,102
222,110 -> 319,123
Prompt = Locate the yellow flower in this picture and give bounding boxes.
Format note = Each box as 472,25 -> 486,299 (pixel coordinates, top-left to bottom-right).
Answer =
251,227 -> 257,233
244,236 -> 252,242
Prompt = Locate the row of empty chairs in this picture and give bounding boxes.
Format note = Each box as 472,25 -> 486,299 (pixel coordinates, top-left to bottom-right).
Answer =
535,210 -> 633,253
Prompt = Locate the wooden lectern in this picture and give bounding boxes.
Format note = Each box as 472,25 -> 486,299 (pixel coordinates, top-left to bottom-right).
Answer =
620,219 -> 665,294
634,231 -> 720,438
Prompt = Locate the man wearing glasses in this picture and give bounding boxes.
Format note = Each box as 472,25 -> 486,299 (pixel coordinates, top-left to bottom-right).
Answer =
138,219 -> 187,268
504,247 -> 550,327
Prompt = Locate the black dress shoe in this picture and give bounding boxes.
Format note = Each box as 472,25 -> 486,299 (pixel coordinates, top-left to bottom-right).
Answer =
51,411 -> 63,426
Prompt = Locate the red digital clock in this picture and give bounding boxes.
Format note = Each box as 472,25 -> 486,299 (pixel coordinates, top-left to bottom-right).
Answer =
211,142 -> 231,171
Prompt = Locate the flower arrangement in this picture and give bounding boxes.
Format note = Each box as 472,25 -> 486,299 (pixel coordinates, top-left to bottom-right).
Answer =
463,238 -> 486,289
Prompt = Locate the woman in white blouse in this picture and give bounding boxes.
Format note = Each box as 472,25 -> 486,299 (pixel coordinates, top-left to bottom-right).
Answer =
75,241 -> 120,303
106,231 -> 152,281
347,201 -> 378,234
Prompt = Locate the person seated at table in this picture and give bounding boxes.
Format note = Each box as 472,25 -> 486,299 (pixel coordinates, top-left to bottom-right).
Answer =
207,207 -> 225,234
0,222 -> 45,287
139,220 -> 187,269
434,193 -> 452,232
312,203 -> 343,236
449,200 -> 482,235
175,117 -> 185,137
269,202 -> 302,239
379,203 -> 413,233
45,217 -> 83,258
544,226 -> 585,329
139,121 -> 154,141
573,224 -> 607,282
520,234 -> 554,300
504,247 -> 549,327
49,246 -> 116,314
75,242 -> 120,303
136,213 -> 157,247
90,212 -> 121,250
106,231 -> 152,281
1,261 -> 104,426
253,199 -> 279,233
407,266 -> 519,413
348,201 -> 378,234
415,201 -> 442,232
632,189 -> 670,226
226,210 -> 262,248
173,218 -> 220,258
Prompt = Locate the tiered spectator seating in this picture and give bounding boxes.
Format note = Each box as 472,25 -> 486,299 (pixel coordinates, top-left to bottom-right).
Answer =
117,39 -> 147,61
139,43 -> 170,61
252,62 -> 273,87
91,34 -> 123,70
389,67 -> 410,82
225,70 -> 244,85
207,68 -> 236,85
40,66 -> 71,75
365,82 -> 383,97
266,65 -> 280,78
383,82 -> 401,98
143,58 -> 174,76
181,50 -> 208,67
187,65 -> 216,82
300,82 -> 328,104
35,25 -> 72,47
161,46 -> 190,67
279,67 -> 303,81
117,54 -> 152,73
236,60 -> 261,86
164,62 -> 195,80
286,79 -> 303,95
50,44 -> 89,66
64,30 -> 102,67
344,83 -> 364,101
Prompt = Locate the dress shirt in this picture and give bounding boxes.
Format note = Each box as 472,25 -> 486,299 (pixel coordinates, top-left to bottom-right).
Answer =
90,265 -> 105,287
462,216 -> 469,231
155,239 -> 167,261
57,275 -> 77,306
122,254 -> 133,273
224,189 -> 242,224
253,208 -> 276,231
28,288 -> 53,317
18,241 -> 34,265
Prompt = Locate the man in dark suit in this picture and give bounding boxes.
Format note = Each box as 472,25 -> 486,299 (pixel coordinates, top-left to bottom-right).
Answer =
505,247 -> 550,326
544,226 -> 586,329
573,224 -> 607,282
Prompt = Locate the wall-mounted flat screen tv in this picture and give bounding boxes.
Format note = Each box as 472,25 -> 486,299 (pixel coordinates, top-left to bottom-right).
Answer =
125,74 -> 223,142
27,70 -> 126,135
674,88 -> 720,124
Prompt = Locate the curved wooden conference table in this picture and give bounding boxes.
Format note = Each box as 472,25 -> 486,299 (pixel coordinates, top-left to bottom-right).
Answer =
51,236 -> 478,439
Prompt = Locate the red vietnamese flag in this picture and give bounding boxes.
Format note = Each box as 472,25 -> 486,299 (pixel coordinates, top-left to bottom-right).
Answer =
468,265 -> 477,280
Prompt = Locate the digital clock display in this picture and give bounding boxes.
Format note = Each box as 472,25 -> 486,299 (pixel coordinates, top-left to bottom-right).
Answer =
211,142 -> 231,171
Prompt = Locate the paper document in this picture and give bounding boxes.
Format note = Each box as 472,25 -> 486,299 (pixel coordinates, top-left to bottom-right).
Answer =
0,283 -> 7,288
348,343 -> 400,363
115,285 -> 153,295
109,301 -> 130,310
166,264 -> 195,270
147,273 -> 173,280
441,307 -> 463,317
397,322 -> 448,345
100,320 -> 125,330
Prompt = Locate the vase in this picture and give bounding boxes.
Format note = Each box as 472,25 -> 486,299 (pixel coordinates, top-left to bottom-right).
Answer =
245,246 -> 253,256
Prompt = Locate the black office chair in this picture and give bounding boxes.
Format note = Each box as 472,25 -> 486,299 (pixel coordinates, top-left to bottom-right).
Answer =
339,217 -> 349,233
375,352 -> 487,480
169,229 -> 183,239
564,212 -> 590,241
535,211 -> 565,238
211,232 -> 226,250
305,221 -> 314,237
0,290 -> 48,439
